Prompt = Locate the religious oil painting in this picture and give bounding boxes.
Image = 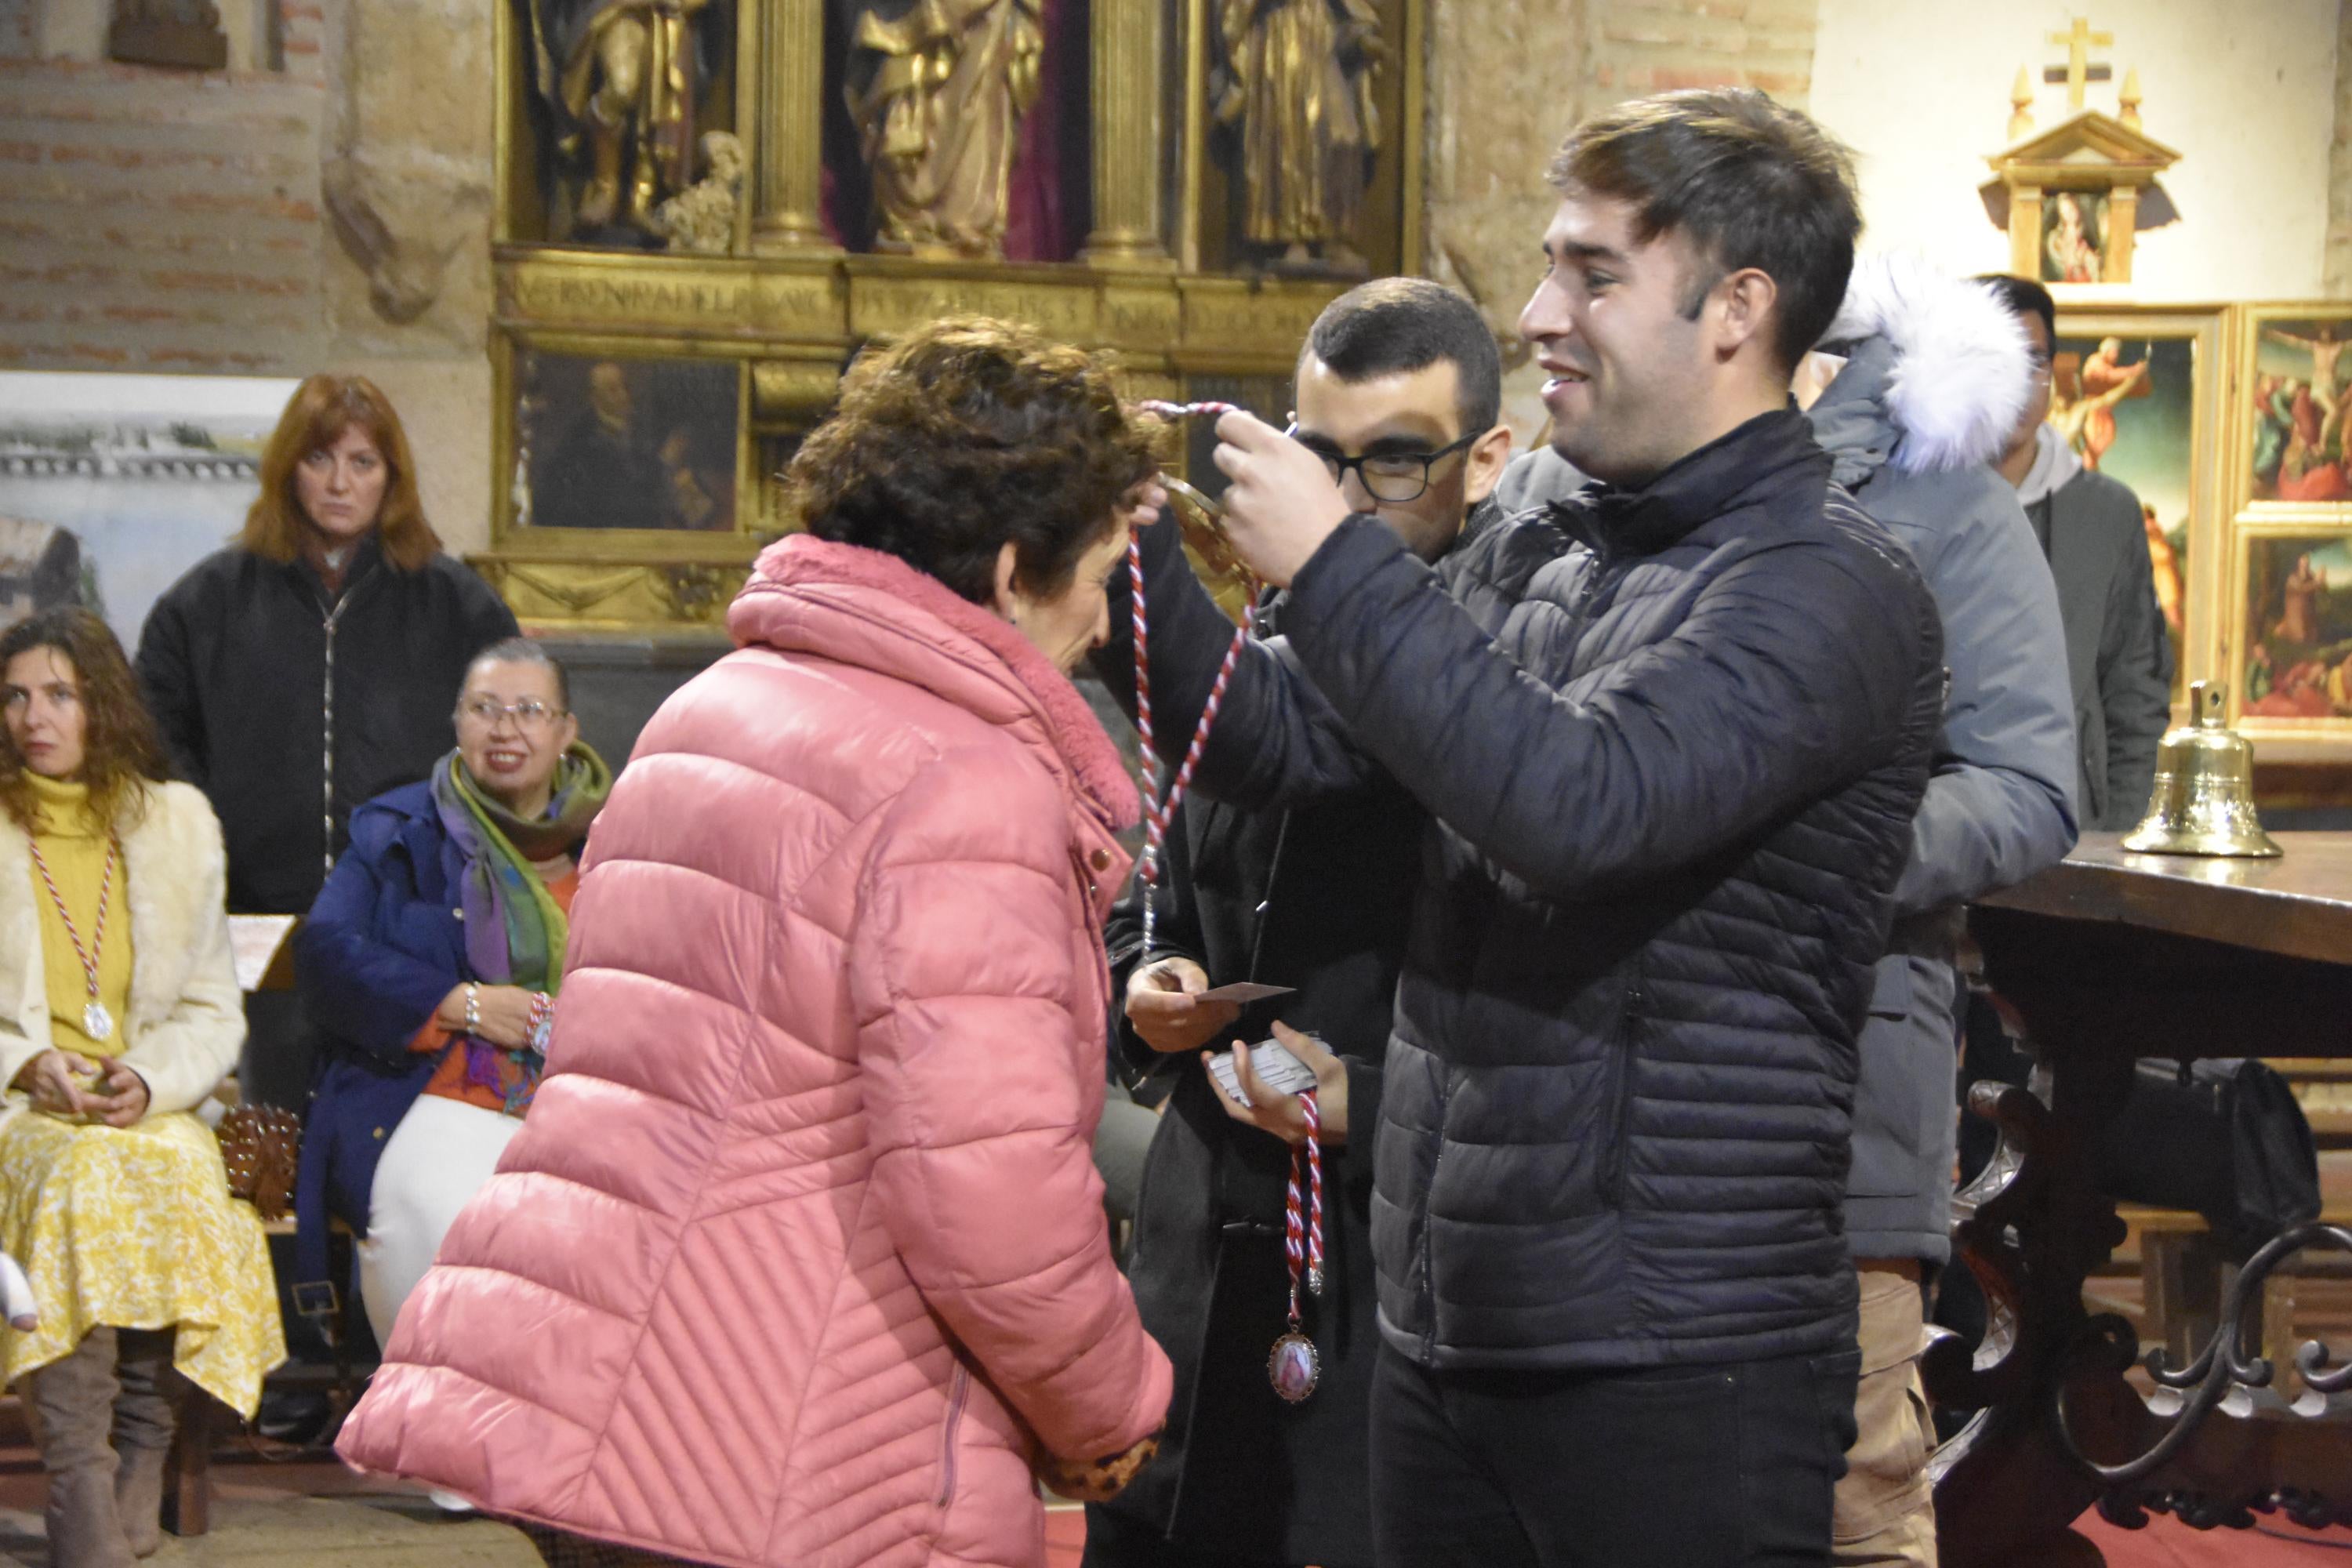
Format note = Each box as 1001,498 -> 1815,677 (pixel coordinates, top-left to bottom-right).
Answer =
514,349 -> 740,532
2039,190 -> 2108,285
2052,331 -> 2196,691
0,371 -> 297,647
2239,533 -> 2352,723
2249,318 -> 2352,505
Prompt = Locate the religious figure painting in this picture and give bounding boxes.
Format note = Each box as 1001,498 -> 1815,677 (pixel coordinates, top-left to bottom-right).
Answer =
515,350 -> 739,532
521,0 -> 729,244
1214,0 -> 1388,274
2052,331 -> 2195,691
2241,533 -> 2352,721
0,371 -> 296,646
2040,190 -> 2107,285
2249,318 -> 2352,505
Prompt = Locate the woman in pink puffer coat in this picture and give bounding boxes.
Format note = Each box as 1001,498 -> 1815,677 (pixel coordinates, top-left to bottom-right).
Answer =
336,318 -> 1174,1567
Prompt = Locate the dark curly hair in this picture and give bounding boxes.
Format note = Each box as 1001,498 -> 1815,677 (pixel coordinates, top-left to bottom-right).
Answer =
0,608 -> 172,833
785,318 -> 1162,604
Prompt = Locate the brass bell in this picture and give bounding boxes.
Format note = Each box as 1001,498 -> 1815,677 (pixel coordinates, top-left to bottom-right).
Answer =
2120,681 -> 2281,858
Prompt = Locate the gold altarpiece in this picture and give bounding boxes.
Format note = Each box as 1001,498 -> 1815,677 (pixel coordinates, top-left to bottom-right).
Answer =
475,0 -> 1426,632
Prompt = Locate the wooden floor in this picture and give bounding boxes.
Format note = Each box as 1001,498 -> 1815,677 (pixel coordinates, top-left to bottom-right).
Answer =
0,1254 -> 2346,1568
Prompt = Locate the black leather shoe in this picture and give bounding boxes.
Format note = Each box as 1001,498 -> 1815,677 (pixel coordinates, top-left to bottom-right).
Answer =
253,1388 -> 332,1446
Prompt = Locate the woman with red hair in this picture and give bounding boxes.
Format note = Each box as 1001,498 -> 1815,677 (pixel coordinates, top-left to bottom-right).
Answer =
134,375 -> 517,1113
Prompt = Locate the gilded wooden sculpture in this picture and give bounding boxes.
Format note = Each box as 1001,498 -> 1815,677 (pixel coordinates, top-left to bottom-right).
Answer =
843,0 -> 1045,260
524,0 -> 726,239
1213,0 -> 1387,274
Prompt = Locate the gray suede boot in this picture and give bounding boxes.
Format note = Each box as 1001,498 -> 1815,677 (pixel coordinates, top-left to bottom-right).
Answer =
23,1328 -> 136,1568
110,1330 -> 177,1559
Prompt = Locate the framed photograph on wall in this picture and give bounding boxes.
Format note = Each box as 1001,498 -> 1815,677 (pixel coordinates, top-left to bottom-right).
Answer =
2050,306 -> 2228,709
0,370 -> 298,648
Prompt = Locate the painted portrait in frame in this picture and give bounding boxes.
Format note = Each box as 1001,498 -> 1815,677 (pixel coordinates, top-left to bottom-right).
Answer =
510,343 -> 746,535
2051,307 -> 2227,708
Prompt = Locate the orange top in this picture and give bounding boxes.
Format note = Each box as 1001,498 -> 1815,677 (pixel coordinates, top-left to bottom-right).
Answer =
411,868 -> 579,1115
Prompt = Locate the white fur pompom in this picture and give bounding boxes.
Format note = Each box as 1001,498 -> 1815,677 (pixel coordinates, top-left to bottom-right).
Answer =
1822,252 -> 2034,475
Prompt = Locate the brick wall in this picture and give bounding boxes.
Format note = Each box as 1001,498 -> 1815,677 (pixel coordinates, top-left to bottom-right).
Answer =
0,57 -> 328,372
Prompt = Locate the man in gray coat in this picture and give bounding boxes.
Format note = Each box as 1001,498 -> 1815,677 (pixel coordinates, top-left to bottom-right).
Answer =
1496,255 -> 2078,1567
1980,273 -> 2175,830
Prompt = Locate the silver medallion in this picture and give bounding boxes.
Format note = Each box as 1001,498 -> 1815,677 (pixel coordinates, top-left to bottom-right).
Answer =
82,1002 -> 112,1043
1269,1330 -> 1320,1404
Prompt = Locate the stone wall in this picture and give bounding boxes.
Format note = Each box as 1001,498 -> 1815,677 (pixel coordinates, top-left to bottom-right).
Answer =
1421,0 -> 1823,444
2330,0 -> 2352,296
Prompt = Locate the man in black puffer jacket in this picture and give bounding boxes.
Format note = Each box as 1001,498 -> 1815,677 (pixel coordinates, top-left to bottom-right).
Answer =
1103,89 -> 1944,1566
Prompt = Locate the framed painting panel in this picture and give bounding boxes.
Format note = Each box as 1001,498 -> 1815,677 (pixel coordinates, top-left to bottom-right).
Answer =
2227,519 -> 2352,739
2235,304 -> 2352,510
2050,306 -> 2227,707
498,335 -> 753,548
0,370 -> 298,648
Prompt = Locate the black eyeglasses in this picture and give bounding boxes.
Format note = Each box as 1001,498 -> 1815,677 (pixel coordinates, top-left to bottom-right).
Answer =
1298,430 -> 1479,503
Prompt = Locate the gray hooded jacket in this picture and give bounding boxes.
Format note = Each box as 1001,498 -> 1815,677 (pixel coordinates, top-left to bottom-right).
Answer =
1497,256 -> 2079,1262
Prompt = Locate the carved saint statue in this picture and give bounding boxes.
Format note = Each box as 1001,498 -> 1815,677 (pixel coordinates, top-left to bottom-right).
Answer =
843,0 -> 1045,258
524,0 -> 723,238
1214,0 -> 1386,272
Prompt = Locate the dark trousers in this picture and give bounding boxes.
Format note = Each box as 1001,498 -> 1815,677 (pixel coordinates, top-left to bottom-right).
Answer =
1081,1505 -> 1289,1568
1370,1341 -> 1861,1568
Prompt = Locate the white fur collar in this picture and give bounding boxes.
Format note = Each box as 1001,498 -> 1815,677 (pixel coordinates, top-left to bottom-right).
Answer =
1817,252 -> 2034,476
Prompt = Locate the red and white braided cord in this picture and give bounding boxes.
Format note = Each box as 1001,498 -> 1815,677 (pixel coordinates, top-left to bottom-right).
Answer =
1284,1088 -> 1324,1319
1127,398 -> 1257,950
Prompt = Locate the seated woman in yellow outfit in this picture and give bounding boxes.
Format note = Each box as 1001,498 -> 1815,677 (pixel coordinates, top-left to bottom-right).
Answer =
0,608 -> 283,1568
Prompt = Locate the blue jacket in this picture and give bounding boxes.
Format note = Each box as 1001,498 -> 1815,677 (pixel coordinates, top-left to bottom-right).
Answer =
1108,408 -> 1944,1371
289,782 -> 466,1294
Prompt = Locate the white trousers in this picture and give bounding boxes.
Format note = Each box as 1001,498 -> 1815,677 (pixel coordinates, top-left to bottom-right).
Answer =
359,1094 -> 521,1348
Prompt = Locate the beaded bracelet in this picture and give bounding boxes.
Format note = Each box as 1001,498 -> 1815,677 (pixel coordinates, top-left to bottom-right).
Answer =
526,992 -> 555,1054
463,982 -> 481,1035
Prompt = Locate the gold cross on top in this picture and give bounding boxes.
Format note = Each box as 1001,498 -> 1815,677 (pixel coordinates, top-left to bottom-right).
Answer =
2045,16 -> 2114,111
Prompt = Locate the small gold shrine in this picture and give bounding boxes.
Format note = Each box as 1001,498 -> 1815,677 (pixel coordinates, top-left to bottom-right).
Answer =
1981,16 -> 2178,289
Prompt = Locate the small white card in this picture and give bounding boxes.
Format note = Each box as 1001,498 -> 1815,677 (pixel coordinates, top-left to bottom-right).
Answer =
1193,982 -> 1298,1004
1208,1039 -> 1318,1102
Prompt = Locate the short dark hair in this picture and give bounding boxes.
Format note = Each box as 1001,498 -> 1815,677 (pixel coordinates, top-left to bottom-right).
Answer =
1973,274 -> 2056,346
1548,89 -> 1861,372
467,636 -> 570,712
1299,278 -> 1504,435
785,318 -> 1160,604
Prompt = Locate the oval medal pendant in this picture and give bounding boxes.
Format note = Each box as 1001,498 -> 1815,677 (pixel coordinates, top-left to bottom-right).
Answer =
82,1002 -> 113,1043
1269,1330 -> 1320,1405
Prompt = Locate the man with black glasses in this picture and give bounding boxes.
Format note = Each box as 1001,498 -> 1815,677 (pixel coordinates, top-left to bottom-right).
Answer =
1088,277 -> 1512,1568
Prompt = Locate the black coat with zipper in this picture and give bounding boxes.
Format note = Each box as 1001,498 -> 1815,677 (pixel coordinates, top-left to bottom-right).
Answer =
133,539 -> 518,916
1100,410 -> 1945,1374
1093,573 -> 1446,1568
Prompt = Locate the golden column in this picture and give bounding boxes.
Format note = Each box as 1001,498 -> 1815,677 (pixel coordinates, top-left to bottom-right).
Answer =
1082,0 -> 1172,267
751,0 -> 835,253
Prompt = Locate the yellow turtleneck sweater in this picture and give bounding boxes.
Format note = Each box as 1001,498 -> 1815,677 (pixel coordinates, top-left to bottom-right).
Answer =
24,773 -> 133,1061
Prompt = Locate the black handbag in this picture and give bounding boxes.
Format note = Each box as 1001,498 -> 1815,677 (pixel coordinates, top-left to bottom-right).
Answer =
2092,1058 -> 2321,1261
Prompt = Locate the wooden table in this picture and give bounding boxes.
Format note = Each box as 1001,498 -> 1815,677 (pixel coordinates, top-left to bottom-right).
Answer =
1935,832 -> 2352,1566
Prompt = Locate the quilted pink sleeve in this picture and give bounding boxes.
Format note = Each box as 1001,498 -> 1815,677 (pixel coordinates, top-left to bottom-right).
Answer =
850,749 -> 1173,1463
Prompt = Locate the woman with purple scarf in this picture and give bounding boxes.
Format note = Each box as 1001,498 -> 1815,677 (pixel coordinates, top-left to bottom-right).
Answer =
292,638 -> 610,1356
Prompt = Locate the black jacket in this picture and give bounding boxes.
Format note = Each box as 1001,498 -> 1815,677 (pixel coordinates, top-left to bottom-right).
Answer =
1097,575 -> 1446,1568
134,541 -> 518,914
1103,410 -> 1944,1372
